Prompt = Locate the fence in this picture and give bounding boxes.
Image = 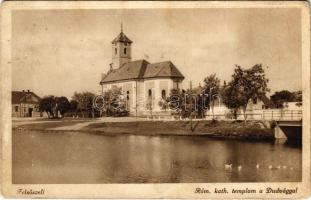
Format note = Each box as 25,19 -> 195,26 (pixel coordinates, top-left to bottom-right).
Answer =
262,110 -> 302,121
204,109 -> 302,121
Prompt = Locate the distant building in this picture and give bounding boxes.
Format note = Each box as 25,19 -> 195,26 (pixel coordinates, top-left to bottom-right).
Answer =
246,95 -> 274,111
100,27 -> 184,116
12,90 -> 41,117
208,94 -> 274,120
283,101 -> 302,110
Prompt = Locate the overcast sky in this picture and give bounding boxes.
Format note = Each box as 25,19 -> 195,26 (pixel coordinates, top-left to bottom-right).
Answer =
12,8 -> 301,99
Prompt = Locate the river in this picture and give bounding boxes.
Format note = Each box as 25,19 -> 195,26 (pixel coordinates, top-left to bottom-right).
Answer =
12,130 -> 302,183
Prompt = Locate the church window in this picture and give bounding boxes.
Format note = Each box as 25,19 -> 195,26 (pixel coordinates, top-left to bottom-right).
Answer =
148,89 -> 152,97
161,90 -> 166,99
124,48 -> 127,55
15,106 -> 19,112
115,48 -> 117,55
126,91 -> 130,100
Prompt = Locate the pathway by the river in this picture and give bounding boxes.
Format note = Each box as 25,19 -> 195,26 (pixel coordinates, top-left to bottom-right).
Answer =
48,117 -> 150,130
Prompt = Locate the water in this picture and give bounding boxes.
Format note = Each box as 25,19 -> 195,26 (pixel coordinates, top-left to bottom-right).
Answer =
12,131 -> 302,183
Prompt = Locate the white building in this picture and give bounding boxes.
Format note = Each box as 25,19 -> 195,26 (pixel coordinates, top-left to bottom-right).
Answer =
283,102 -> 302,110
100,28 -> 185,116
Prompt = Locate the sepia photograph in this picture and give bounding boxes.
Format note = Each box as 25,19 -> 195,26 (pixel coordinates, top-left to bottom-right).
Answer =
1,1 -> 310,198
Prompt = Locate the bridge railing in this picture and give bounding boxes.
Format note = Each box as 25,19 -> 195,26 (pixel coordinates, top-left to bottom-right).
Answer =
262,110 -> 302,121
204,110 -> 302,121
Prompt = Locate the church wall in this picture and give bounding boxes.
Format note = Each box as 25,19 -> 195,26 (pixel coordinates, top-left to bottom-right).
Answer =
173,79 -> 183,90
101,81 -> 137,113
102,82 -> 123,92
136,81 -> 145,112
123,82 -> 134,111
101,78 -> 183,116
144,80 -> 156,111
144,78 -> 176,112
159,80 -> 169,99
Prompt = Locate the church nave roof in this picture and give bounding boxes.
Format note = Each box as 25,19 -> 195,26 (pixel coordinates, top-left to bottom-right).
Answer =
100,60 -> 184,84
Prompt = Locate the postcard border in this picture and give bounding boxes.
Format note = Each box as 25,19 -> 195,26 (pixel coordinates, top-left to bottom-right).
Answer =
1,1 -> 310,198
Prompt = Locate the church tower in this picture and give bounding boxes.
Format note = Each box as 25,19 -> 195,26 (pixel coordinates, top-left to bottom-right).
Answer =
111,24 -> 133,68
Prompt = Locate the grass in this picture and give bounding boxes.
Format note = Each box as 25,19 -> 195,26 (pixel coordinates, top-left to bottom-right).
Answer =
12,118 -> 274,141
83,120 -> 274,140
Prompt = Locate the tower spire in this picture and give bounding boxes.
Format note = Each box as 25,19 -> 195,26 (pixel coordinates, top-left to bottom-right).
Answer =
121,22 -> 123,33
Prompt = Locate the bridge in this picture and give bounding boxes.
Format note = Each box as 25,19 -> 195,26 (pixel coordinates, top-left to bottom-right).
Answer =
262,110 -> 302,140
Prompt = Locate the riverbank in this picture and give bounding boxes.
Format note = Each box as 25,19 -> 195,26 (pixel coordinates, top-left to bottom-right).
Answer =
13,118 -> 274,141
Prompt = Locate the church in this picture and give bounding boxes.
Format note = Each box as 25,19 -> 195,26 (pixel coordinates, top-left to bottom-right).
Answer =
100,27 -> 185,116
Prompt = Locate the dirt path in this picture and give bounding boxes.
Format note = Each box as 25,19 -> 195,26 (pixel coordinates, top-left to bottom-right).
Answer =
48,121 -> 98,131
12,120 -> 62,128
47,117 -> 148,130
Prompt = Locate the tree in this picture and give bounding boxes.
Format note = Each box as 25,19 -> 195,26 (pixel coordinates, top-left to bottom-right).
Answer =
168,88 -> 187,118
203,73 -> 221,118
39,96 -> 71,118
270,90 -> 302,108
55,96 -> 70,117
270,90 -> 295,108
69,100 -> 79,116
222,64 -> 269,120
39,96 -> 56,118
72,91 -> 96,118
158,98 -> 169,112
221,84 -> 244,119
102,86 -> 126,116
293,91 -> 302,102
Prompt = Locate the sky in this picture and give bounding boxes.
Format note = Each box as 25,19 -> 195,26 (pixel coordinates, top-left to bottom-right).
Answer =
12,8 -> 302,99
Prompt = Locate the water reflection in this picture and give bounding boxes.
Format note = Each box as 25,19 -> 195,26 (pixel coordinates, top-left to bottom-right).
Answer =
12,131 -> 302,184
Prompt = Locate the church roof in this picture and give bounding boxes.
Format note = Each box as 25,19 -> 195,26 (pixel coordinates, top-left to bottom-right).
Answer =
143,61 -> 184,79
100,60 -> 185,84
111,31 -> 133,44
100,60 -> 149,84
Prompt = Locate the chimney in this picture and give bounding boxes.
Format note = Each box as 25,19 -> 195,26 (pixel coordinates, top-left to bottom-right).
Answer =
22,90 -> 25,93
27,90 -> 30,93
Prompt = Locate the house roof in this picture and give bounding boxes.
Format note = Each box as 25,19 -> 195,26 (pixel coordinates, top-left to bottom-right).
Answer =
12,91 -> 41,104
100,60 -> 185,84
111,31 -> 133,44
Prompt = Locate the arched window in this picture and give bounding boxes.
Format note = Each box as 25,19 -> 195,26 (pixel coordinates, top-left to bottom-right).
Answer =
161,90 -> 166,99
115,48 -> 117,55
148,89 -> 152,97
124,48 -> 127,55
126,91 -> 130,100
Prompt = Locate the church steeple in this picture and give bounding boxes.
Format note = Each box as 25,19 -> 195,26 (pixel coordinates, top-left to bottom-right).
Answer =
111,24 -> 132,68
